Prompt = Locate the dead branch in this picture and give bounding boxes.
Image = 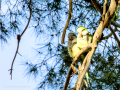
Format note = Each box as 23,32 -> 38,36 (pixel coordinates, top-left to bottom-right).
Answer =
61,0 -> 72,44
9,0 -> 32,80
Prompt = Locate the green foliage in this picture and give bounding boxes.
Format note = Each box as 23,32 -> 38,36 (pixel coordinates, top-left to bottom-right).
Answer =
25,62 -> 38,78
0,19 -> 10,43
90,47 -> 120,89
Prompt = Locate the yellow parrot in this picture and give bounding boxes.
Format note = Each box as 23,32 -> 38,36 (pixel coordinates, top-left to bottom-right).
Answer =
76,26 -> 93,83
77,26 -> 93,49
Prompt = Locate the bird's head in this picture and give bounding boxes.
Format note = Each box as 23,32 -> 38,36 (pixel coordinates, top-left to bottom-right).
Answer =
77,26 -> 88,37
68,33 -> 77,40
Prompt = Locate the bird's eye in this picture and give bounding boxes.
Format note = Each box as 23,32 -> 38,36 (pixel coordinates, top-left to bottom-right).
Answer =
82,29 -> 85,31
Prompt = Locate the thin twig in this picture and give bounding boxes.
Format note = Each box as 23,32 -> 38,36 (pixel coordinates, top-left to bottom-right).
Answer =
9,0 -> 32,80
110,26 -> 120,52
101,28 -> 117,40
91,0 -> 103,14
111,21 -> 120,28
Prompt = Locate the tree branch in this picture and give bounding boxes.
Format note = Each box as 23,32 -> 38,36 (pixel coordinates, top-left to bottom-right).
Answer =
76,0 -> 117,89
64,0 -> 118,89
111,21 -> 120,28
91,0 -> 103,14
61,0 -> 72,44
102,28 -> 118,40
9,0 -> 32,80
91,0 -> 119,27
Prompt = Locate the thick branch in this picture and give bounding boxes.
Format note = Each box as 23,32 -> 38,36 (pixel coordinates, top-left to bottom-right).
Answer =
118,1 -> 120,4
61,0 -> 72,44
9,0 -> 32,80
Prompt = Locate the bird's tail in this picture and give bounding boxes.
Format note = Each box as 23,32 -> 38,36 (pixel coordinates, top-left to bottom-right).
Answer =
85,72 -> 89,84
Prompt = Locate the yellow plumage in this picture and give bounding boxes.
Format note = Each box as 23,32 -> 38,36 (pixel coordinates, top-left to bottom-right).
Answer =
68,33 -> 80,58
77,26 -> 92,49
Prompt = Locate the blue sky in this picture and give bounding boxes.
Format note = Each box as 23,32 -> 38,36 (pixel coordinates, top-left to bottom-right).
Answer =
0,0 -> 54,89
0,29 -> 40,90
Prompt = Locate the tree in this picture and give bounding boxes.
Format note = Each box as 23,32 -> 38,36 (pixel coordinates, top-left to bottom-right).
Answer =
0,0 -> 120,90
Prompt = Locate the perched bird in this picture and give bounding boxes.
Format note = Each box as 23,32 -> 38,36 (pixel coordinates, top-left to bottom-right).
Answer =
68,32 -> 89,83
76,26 -> 93,83
68,33 -> 80,58
77,26 -> 93,49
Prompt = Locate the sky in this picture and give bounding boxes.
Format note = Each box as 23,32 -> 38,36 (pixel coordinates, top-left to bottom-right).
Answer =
0,29 -> 40,90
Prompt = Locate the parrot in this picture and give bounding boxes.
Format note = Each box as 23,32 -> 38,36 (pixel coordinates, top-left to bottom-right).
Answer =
68,33 -> 80,58
68,32 -> 90,83
76,26 -> 93,83
77,26 -> 93,49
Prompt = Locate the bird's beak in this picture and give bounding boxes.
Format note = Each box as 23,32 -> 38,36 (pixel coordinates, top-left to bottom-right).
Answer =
69,36 -> 73,40
80,32 -> 82,37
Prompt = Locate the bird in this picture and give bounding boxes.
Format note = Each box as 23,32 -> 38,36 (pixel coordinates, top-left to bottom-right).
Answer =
68,32 -> 90,83
77,26 -> 93,50
68,33 -> 80,58
76,26 -> 93,83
